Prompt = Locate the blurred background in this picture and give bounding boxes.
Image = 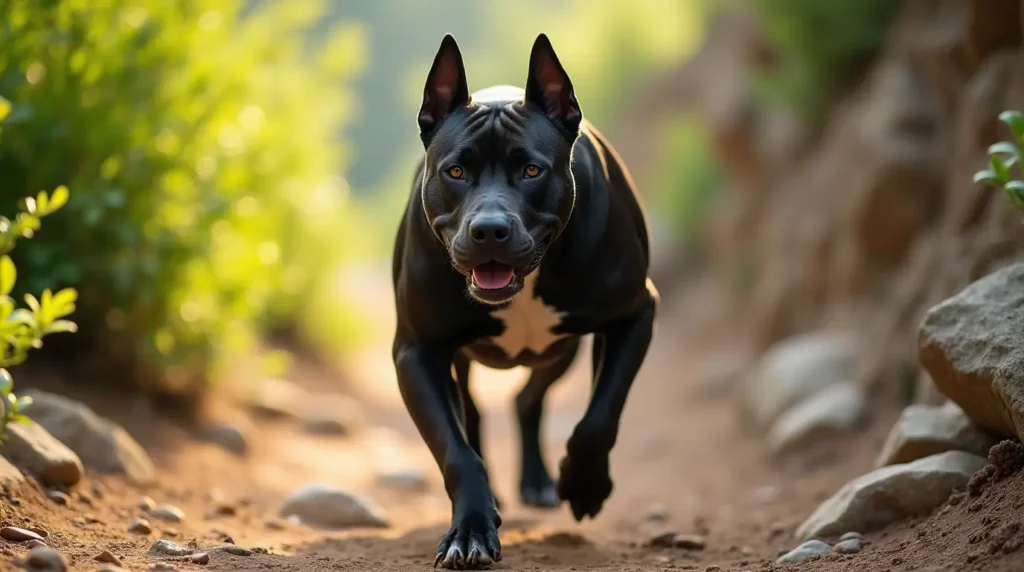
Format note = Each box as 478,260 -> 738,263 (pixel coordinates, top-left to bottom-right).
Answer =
4,0 -> 1024,569
0,0 -> 907,400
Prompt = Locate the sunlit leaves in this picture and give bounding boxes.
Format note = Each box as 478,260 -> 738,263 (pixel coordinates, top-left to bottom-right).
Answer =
975,110 -> 1024,213
0,190 -> 77,440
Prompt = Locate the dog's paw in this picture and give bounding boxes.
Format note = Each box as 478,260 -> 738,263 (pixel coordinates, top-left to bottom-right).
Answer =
520,475 -> 561,509
556,452 -> 612,521
435,509 -> 501,569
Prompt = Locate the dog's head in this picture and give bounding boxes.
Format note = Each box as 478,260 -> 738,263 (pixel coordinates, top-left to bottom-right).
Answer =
416,34 -> 582,305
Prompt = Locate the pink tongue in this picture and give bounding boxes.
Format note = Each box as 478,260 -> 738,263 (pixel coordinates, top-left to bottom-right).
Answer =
472,263 -> 514,290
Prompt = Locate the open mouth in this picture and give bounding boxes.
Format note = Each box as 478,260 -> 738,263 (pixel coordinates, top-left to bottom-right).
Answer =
471,261 -> 515,290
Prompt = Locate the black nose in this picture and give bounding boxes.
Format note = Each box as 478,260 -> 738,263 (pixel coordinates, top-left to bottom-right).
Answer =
469,214 -> 511,244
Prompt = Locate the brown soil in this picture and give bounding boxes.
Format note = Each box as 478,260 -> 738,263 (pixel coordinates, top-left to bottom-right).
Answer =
0,279 -> 1022,572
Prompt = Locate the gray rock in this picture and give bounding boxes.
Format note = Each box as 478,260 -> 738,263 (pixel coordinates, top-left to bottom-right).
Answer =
834,537 -> 862,554
768,381 -> 866,454
21,390 -> 155,484
150,505 -> 185,523
375,470 -> 428,492
201,423 -> 248,456
777,540 -> 831,564
1,421 -> 83,487
280,483 -> 388,529
742,331 -> 859,429
796,451 -> 987,540
148,564 -> 177,572
218,544 -> 253,556
190,552 -> 210,565
46,490 -> 69,505
148,539 -> 192,557
1,526 -> 45,542
26,540 -> 47,549
875,401 -> 997,468
25,545 -> 68,571
919,263 -> 1024,441
128,518 -> 153,535
839,531 -> 863,541
645,502 -> 669,521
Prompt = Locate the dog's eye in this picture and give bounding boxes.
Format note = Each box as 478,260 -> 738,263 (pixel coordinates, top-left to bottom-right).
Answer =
523,164 -> 543,179
445,166 -> 464,180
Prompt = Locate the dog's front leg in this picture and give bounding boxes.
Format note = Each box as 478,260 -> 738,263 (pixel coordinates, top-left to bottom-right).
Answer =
556,289 -> 657,521
393,341 -> 501,569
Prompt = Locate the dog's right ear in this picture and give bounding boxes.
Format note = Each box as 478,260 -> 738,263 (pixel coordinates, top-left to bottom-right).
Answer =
418,34 -> 470,146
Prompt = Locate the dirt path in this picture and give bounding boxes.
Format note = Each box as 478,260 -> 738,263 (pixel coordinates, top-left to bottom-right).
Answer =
1,269 -> 915,572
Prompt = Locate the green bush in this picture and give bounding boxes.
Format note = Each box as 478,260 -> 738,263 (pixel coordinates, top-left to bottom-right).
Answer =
974,110 -> 1024,211
0,186 -> 78,441
0,0 -> 364,392
752,0 -> 898,118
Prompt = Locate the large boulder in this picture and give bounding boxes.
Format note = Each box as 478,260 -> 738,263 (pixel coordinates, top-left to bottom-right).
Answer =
741,331 -> 859,429
796,451 -> 987,541
21,390 -> 155,484
918,263 -> 1024,440
875,401 -> 997,467
1,421 -> 83,487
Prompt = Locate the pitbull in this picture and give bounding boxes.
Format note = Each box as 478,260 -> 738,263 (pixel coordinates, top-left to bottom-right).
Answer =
391,33 -> 658,569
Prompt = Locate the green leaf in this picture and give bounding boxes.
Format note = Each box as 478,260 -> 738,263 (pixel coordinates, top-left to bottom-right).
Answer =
0,256 -> 15,296
44,320 -> 78,334
973,169 -> 1000,185
48,185 -> 70,212
20,196 -> 37,215
999,110 -> 1024,141
1004,180 -> 1024,210
15,395 -> 32,411
0,369 -> 12,394
5,393 -> 15,410
991,154 -> 1010,183
988,141 -> 1020,157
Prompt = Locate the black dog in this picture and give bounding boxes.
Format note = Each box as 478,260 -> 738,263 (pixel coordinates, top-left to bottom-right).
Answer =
391,33 -> 658,569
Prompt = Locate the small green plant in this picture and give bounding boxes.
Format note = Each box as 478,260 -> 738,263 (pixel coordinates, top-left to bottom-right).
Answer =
0,186 -> 78,440
974,110 -> 1024,211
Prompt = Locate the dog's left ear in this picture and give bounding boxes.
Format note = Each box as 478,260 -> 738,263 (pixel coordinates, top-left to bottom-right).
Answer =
418,34 -> 470,145
525,34 -> 582,137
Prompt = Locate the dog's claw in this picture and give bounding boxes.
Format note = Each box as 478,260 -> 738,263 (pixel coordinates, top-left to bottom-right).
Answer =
434,510 -> 500,569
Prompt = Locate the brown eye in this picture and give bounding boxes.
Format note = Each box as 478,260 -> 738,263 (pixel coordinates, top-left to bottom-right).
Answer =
446,166 -> 464,179
524,164 -> 543,179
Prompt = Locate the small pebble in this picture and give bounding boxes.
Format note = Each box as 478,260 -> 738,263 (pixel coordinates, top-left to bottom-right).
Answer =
26,545 -> 68,571
840,531 -> 863,541
777,540 -> 831,564
149,564 -> 177,571
219,544 -> 253,556
26,540 -> 47,549
97,567 -> 124,572
834,538 -> 862,554
214,503 -> 236,516
9,497 -> 20,506
149,539 -> 191,557
27,527 -> 49,538
150,505 -> 185,523
265,519 -> 286,530
0,526 -> 44,542
46,490 -> 70,505
94,550 -> 122,566
706,566 -> 722,572
191,552 -> 210,565
139,496 -> 156,511
129,518 -> 153,535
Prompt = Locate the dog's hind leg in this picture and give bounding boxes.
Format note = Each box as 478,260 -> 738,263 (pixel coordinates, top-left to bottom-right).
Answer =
515,337 -> 579,508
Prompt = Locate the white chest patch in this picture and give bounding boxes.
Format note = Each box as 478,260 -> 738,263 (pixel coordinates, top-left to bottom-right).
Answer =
489,271 -> 567,358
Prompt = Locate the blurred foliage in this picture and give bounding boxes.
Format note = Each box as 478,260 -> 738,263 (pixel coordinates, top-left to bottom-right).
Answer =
649,116 -> 721,245
0,0 -> 364,392
0,185 -> 78,441
975,110 -> 1024,211
751,0 -> 898,118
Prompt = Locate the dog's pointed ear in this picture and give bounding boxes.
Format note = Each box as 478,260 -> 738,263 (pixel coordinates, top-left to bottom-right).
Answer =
525,34 -> 582,137
418,34 -> 470,145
